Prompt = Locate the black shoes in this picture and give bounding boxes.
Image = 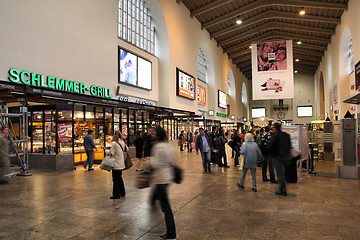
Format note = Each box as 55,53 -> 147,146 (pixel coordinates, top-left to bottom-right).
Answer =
237,183 -> 244,189
271,180 -> 278,184
224,165 -> 230,168
159,234 -> 176,239
252,188 -> 257,192
88,168 -> 94,171
263,178 -> 270,182
275,191 -> 287,196
110,196 -> 120,199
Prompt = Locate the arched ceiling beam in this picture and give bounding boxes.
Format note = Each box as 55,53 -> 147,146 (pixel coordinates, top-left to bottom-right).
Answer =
191,0 -> 234,18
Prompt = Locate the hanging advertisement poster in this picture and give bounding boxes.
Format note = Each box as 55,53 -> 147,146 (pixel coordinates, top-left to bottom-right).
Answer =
198,85 -> 206,105
58,123 -> 72,143
355,61 -> 360,91
176,68 -> 196,100
251,40 -> 294,100
121,124 -> 128,140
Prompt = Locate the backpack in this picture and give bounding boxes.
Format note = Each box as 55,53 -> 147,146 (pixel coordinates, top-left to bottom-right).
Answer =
259,132 -> 270,156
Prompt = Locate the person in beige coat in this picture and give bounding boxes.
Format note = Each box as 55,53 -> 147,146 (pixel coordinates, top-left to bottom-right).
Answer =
110,131 -> 127,199
149,126 -> 176,239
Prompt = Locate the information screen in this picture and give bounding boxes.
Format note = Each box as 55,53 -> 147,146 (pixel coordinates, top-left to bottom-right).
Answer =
297,106 -> 313,117
252,108 -> 266,118
218,90 -> 227,109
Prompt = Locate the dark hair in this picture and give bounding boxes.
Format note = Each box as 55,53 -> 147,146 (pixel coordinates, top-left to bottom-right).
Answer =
265,126 -> 270,132
212,126 -> 217,131
219,129 -> 224,135
199,128 -> 204,131
88,130 -> 93,134
156,126 -> 167,141
135,131 -> 141,139
260,128 -> 264,133
273,122 -> 282,131
113,131 -> 121,142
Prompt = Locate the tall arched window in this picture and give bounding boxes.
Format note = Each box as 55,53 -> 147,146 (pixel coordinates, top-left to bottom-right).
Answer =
197,48 -> 207,82
340,27 -> 354,75
227,69 -> 235,97
118,0 -> 155,54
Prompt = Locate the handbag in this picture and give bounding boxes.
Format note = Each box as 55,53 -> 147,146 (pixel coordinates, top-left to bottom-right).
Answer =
137,170 -> 150,189
173,165 -> 183,184
118,142 -> 133,169
100,155 -> 115,172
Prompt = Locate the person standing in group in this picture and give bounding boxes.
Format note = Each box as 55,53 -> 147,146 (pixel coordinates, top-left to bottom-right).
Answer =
83,129 -> 96,171
232,130 -> 243,167
110,131 -> 127,199
186,130 -> 193,153
0,127 -> 10,184
256,128 -> 263,145
179,130 -> 185,151
195,127 -> 213,173
149,126 -> 176,239
144,127 -> 155,159
269,123 -> 291,196
134,131 -> 145,172
259,126 -> 276,183
216,129 -> 229,168
238,133 -> 262,192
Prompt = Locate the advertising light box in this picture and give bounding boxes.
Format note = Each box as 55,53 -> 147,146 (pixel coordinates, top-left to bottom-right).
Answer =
198,85 -> 206,105
176,68 -> 195,100
252,107 -> 265,118
297,106 -> 313,117
218,90 -> 227,109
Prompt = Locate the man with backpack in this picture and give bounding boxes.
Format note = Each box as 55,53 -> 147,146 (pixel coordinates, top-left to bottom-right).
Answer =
216,129 -> 229,168
259,126 -> 276,183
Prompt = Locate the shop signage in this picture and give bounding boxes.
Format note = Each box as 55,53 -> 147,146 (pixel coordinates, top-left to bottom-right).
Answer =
121,124 -> 128,140
334,110 -> 339,114
231,115 -> 235,120
237,117 -> 242,121
8,68 -> 113,98
58,123 -> 72,143
216,112 -> 227,118
208,110 -> 214,116
197,85 -> 206,105
118,96 -> 155,106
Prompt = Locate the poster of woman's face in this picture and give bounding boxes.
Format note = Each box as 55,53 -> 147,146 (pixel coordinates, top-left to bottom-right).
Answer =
257,41 -> 287,71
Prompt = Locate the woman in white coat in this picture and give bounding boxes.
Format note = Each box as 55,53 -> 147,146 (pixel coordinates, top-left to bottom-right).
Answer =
110,131 -> 127,199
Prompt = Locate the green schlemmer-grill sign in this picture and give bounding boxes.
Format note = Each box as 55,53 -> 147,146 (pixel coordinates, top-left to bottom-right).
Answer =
8,68 -> 113,98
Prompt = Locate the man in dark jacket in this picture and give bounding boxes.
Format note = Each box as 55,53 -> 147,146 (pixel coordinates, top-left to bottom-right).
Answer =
216,129 -> 229,168
83,130 -> 96,171
195,128 -> 213,173
186,130 -> 193,152
269,123 -> 291,196
259,126 -> 276,183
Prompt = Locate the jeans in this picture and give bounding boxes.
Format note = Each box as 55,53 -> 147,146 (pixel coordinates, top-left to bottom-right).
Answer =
274,160 -> 286,194
262,155 -> 275,181
240,168 -> 257,188
151,184 -> 176,237
112,170 -> 125,197
218,149 -> 227,166
187,141 -> 192,152
201,151 -> 211,172
85,150 -> 94,169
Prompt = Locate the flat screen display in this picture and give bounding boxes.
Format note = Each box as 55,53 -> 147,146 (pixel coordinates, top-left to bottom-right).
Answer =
218,90 -> 227,109
252,108 -> 265,118
176,68 -> 195,100
119,48 -> 152,90
297,106 -> 313,117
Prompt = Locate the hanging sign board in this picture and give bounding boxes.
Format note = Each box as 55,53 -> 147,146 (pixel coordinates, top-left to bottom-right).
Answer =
58,123 -> 72,143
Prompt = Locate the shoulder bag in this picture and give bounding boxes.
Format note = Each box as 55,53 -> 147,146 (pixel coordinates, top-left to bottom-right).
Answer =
118,141 -> 133,170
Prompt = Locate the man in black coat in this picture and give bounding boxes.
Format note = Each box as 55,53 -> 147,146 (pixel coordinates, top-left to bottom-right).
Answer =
269,123 -> 291,196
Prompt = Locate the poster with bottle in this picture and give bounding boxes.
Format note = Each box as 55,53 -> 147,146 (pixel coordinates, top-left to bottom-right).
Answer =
58,123 -> 72,143
121,124 -> 128,140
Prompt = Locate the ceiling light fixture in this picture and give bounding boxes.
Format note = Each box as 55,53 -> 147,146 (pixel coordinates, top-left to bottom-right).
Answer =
299,8 -> 306,15
249,45 -> 252,49
236,16 -> 242,25
295,59 -> 300,62
294,70 -> 298,73
297,41 -> 302,45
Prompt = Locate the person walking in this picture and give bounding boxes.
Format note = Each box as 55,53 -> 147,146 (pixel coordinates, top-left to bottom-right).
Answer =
269,123 -> 291,196
259,126 -> 276,183
83,130 -> 96,171
144,127 -> 155,159
216,129 -> 229,168
179,130 -> 185,151
0,127 -> 10,184
110,131 -> 127,199
233,130 -> 243,167
134,131 -> 145,172
237,133 -> 262,192
149,126 -> 176,239
186,130 -> 193,152
195,127 -> 213,173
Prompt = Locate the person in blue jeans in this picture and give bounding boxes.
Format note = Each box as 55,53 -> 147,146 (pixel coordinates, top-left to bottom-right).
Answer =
83,130 -> 96,171
195,128 -> 213,173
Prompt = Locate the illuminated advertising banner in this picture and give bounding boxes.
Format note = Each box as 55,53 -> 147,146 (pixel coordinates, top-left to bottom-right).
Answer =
176,68 -> 195,100
197,85 -> 206,105
58,123 -> 72,143
251,40 -> 294,100
218,90 -> 227,109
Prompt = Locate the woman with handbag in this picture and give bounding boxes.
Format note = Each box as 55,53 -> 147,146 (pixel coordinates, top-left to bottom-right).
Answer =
110,131 -> 127,199
149,126 -> 176,239
237,133 -> 262,192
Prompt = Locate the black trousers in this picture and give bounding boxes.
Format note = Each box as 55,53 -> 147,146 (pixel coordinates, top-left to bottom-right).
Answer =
112,170 -> 125,197
151,184 -> 176,237
218,149 -> 227,166
274,160 -> 286,194
262,155 -> 275,181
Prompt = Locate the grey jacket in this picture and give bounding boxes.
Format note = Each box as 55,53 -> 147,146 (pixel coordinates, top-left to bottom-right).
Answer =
240,141 -> 262,169
149,141 -> 175,185
83,134 -> 96,150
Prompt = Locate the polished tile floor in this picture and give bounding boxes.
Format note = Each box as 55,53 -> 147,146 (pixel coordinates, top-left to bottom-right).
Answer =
1,145 -> 360,240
